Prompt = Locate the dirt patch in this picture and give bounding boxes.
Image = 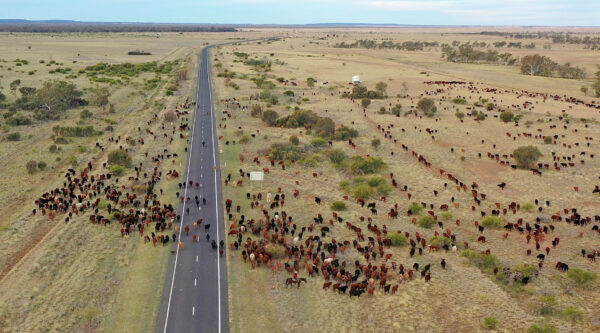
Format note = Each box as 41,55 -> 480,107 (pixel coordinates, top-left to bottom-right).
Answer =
464,160 -> 506,184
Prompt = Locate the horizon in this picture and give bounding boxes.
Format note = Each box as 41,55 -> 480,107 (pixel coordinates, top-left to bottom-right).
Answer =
1,0 -> 599,26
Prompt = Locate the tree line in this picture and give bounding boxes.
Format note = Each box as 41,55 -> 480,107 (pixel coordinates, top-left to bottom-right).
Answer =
334,39 -> 439,51
0,22 -> 236,33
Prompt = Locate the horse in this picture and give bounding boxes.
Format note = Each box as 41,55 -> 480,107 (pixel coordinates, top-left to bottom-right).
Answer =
285,277 -> 307,288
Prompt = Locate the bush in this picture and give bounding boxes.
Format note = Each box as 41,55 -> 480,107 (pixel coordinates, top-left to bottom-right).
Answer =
526,323 -> 557,333
49,144 -> 58,153
387,233 -> 408,246
110,164 -> 125,176
452,97 -> 467,104
461,250 -> 498,270
481,216 -> 502,228
563,306 -> 584,323
6,132 -> 20,141
164,110 -> 176,122
267,143 -> 304,161
310,137 -> 327,147
430,236 -> 451,247
239,135 -> 250,144
331,126 -> 358,141
26,160 -> 38,174
331,201 -> 347,211
264,243 -> 286,259
339,180 -> 351,192
36,161 -> 47,170
371,138 -> 381,149
353,184 -> 374,199
54,136 -> 68,144
367,176 -> 386,187
327,149 -> 347,165
361,98 -> 371,108
314,117 -> 335,137
262,110 -> 279,126
455,111 -> 465,119
441,212 -> 454,221
482,317 -> 499,330
417,98 -> 437,115
408,203 -> 423,215
515,264 -> 538,279
6,115 -> 32,126
250,104 -> 263,117
377,183 -> 393,196
418,216 -> 435,229
567,268 -> 598,285
348,156 -> 386,175
289,135 -> 299,145
500,111 -> 514,122
516,204 -> 535,214
513,145 -> 542,169
543,136 -> 552,144
108,150 -> 132,168
539,296 -> 558,316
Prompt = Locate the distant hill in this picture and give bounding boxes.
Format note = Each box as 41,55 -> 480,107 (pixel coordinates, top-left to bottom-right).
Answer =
0,20 -> 237,32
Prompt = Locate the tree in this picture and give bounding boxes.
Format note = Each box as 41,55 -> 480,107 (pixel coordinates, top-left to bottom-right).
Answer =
26,160 -> 38,174
306,77 -> 315,87
20,80 -> 85,120
513,145 -> 542,169
289,135 -> 299,145
9,79 -> 21,97
520,54 -> 556,76
417,98 -> 437,116
314,117 -> 335,137
371,138 -> 381,149
262,110 -> 279,126
499,111 -> 514,122
350,85 -> 367,98
375,81 -> 388,97
88,87 -> 110,107
593,65 -> 600,97
361,98 -> 371,108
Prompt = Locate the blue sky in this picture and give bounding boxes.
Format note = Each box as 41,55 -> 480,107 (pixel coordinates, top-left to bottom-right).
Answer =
1,0 -> 599,26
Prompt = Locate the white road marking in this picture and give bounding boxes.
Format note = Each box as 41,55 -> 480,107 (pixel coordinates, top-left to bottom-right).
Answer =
208,50 -> 224,333
196,255 -> 198,262
192,306 -> 195,316
194,278 -> 197,286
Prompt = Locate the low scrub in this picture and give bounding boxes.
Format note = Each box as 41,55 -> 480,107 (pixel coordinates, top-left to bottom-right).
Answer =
481,216 -> 502,228
348,156 -> 386,175
108,150 -> 132,168
482,317 -> 499,330
110,164 -> 126,176
267,143 -> 304,161
418,216 -> 435,229
387,233 -> 408,246
331,201 -> 347,211
408,202 -> 424,215
460,250 -> 498,270
567,268 -> 597,286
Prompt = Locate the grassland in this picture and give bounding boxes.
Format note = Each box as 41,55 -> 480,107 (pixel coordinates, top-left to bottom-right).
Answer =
211,28 -> 600,332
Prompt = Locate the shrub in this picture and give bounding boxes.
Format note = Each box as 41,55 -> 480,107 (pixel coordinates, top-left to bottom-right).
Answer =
26,160 -> 38,174
539,296 -> 558,316
6,132 -> 20,141
455,111 -> 465,119
311,137 -> 327,147
262,110 -> 279,126
6,115 -> 32,126
371,138 -> 381,149
108,150 -> 132,168
264,243 -> 286,259
348,156 -> 386,175
289,135 -> 299,145
441,212 -> 454,221
408,203 -> 423,215
164,110 -> 176,122
500,111 -> 514,122
521,203 -> 535,212
377,183 -> 393,196
482,317 -> 499,330
543,136 -> 552,144
418,216 -> 435,229
37,161 -> 47,170
367,176 -> 386,187
353,184 -> 374,199
54,136 -> 68,144
388,233 -> 408,246
481,216 -> 502,228
331,201 -> 347,211
563,306 -> 584,323
515,264 -> 538,279
339,180 -> 351,192
378,106 -> 386,114
283,90 -> 294,96
306,77 -> 315,87
331,126 -> 358,141
430,236 -> 451,247
417,98 -> 436,115
567,268 -> 598,285
361,98 -> 371,108
110,164 -> 125,176
239,135 -> 250,144
267,143 -> 304,161
461,250 -> 498,270
49,144 -> 58,153
514,145 -> 542,169
327,149 -> 347,165
314,117 -> 335,137
452,97 -> 467,104
250,104 -> 263,117
526,323 -> 557,333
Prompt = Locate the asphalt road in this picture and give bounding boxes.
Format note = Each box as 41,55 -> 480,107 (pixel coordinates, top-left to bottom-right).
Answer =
156,45 -> 228,333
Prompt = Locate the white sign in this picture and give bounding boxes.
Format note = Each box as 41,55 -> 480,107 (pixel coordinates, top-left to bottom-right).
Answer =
249,171 -> 264,181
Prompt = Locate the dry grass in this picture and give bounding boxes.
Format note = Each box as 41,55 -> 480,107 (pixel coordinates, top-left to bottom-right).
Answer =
213,29 -> 600,333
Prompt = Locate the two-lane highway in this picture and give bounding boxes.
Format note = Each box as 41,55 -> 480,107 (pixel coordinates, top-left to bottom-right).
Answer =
156,45 -> 228,333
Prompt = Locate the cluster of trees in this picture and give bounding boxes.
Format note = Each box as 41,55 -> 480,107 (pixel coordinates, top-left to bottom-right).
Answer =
492,41 -> 536,49
520,54 -> 586,79
13,80 -> 86,120
83,60 -> 180,79
0,21 -> 236,33
442,44 -> 518,65
344,82 -> 388,100
592,66 -> 600,97
334,39 -> 439,51
550,33 -> 600,50
127,50 -> 151,55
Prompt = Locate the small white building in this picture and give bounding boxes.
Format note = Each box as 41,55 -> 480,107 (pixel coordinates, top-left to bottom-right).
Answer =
352,75 -> 361,85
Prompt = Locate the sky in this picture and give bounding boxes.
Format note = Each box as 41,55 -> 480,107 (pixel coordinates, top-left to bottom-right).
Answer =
1,0 -> 599,26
